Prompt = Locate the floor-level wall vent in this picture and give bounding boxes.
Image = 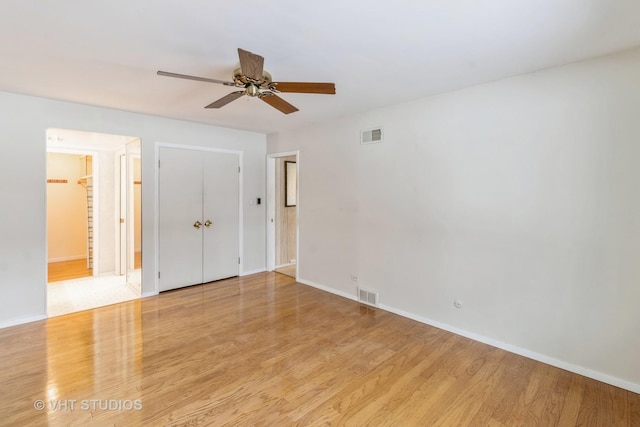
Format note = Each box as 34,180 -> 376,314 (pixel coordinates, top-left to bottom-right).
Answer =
357,287 -> 379,306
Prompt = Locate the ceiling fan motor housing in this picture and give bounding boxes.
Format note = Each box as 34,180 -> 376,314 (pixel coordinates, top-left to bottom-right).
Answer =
233,67 -> 272,88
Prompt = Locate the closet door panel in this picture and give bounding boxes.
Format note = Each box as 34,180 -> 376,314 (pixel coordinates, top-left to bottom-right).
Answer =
202,151 -> 240,283
158,147 -> 203,291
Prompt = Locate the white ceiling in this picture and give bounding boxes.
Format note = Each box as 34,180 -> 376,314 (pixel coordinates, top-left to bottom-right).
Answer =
1,0 -> 639,134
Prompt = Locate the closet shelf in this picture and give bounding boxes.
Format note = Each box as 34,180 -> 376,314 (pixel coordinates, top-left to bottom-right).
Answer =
77,175 -> 93,184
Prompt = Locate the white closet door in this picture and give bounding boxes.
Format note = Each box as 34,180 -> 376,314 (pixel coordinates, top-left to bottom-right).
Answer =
202,151 -> 240,283
158,147 -> 203,291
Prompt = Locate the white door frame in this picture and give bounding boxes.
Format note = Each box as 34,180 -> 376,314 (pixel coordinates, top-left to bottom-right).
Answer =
125,138 -> 141,292
154,142 -> 244,294
115,148 -> 127,276
266,151 -> 299,278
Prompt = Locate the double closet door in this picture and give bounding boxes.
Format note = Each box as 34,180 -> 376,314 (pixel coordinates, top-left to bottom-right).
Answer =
159,147 -> 239,292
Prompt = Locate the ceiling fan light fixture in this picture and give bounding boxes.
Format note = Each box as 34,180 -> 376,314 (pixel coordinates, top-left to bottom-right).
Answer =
245,84 -> 260,97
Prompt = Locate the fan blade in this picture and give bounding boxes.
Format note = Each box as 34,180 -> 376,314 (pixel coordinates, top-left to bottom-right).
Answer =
260,93 -> 299,114
157,70 -> 235,86
205,91 -> 245,109
271,82 -> 336,94
237,48 -> 264,81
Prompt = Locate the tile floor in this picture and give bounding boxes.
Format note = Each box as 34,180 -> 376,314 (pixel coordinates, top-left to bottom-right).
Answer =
47,274 -> 139,317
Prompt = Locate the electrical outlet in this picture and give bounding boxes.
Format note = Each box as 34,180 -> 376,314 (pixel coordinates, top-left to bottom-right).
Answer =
350,274 -> 359,282
453,299 -> 464,309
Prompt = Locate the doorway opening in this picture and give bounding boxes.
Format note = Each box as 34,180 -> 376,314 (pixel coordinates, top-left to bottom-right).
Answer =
46,128 -> 142,317
267,152 -> 299,279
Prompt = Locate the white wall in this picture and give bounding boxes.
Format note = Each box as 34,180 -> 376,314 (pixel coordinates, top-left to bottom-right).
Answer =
46,153 -> 87,262
92,149 -> 115,275
0,92 -> 266,326
268,48 -> 640,391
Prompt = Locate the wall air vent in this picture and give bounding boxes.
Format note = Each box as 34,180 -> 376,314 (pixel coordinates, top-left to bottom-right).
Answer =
357,287 -> 379,307
360,127 -> 383,144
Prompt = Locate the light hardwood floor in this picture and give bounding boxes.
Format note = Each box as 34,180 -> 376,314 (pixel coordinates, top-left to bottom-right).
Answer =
48,258 -> 93,282
1,272 -> 638,425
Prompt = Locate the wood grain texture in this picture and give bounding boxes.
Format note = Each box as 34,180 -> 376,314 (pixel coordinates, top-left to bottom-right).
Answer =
48,258 -> 92,282
273,82 -> 336,94
260,93 -> 299,114
237,48 -> 264,81
205,91 -> 244,109
1,272 -> 638,426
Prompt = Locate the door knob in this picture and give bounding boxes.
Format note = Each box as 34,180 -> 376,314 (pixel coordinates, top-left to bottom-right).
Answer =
193,220 -> 202,229
204,220 -> 213,228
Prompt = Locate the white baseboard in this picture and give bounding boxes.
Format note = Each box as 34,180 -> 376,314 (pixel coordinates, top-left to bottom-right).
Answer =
377,303 -> 640,395
241,268 -> 267,276
141,291 -> 158,298
297,278 -> 640,394
0,314 -> 47,330
297,278 -> 358,303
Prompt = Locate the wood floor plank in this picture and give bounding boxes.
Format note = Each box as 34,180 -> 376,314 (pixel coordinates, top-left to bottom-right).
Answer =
576,379 -> 630,426
48,258 -> 92,282
344,335 -> 462,426
0,271 -> 638,426
465,352 -> 534,424
500,362 -> 567,425
304,339 -> 448,425
631,391 -> 640,426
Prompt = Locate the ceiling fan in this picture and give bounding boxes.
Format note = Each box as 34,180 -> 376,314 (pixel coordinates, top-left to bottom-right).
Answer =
157,48 -> 336,114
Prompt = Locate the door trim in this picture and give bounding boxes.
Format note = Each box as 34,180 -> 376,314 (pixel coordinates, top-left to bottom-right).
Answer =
154,142 -> 244,294
266,151 -> 299,279
117,151 -> 126,276
125,138 -> 142,293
